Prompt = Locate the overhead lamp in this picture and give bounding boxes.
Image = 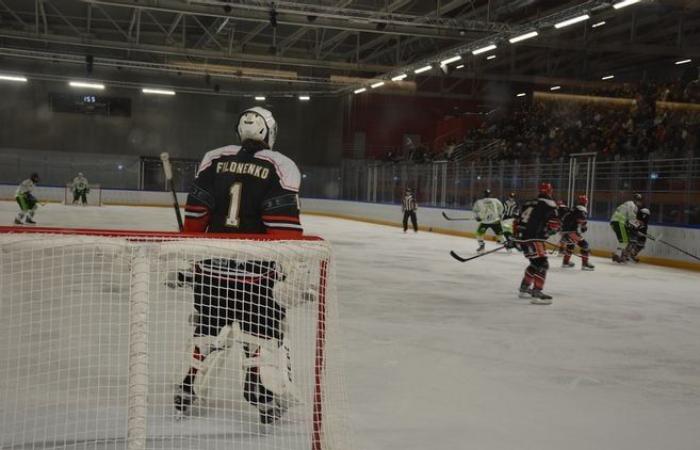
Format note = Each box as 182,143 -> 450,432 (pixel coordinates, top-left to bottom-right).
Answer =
255,96 -> 266,101
675,59 -> 692,65
371,81 -> 385,89
550,86 -> 561,91
391,74 -> 407,81
554,14 -> 590,29
414,65 -> 432,74
508,31 -> 539,44
472,44 -> 497,55
455,64 -> 465,69
299,95 -> 310,101
613,0 -> 641,9
69,81 -> 105,90
601,75 -> 615,80
592,21 -> 606,28
0,74 -> 28,82
353,87 -> 367,94
142,88 -> 175,96
516,92 -> 527,97
486,55 -> 497,60
440,55 -> 462,65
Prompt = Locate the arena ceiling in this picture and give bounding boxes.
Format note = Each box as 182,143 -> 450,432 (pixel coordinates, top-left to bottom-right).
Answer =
0,0 -> 698,99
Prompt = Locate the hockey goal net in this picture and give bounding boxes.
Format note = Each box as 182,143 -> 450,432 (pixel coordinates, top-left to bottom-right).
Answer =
0,226 -> 349,450
64,183 -> 103,206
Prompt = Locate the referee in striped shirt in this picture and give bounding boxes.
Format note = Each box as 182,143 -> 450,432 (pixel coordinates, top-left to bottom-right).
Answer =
402,187 -> 418,233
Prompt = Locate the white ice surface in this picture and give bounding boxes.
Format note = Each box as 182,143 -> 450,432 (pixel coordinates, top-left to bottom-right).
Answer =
2,202 -> 700,450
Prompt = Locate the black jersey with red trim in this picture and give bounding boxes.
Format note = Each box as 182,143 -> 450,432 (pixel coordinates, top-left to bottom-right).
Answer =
561,205 -> 588,233
517,195 -> 559,240
184,143 -> 302,234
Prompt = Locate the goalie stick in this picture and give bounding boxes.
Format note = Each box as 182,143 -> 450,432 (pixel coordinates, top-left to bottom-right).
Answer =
640,232 -> 700,262
442,211 -> 474,221
160,152 -> 185,231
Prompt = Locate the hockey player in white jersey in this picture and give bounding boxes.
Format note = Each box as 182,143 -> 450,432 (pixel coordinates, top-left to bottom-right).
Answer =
610,193 -> 643,263
71,173 -> 90,205
14,173 -> 40,225
472,189 -> 505,253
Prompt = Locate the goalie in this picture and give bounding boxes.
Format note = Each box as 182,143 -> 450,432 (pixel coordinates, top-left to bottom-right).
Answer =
175,106 -> 304,424
71,172 -> 90,205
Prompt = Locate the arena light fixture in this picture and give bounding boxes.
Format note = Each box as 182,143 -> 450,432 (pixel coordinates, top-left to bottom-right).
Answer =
353,87 -> 367,94
391,74 -> 407,81
592,21 -> 606,28
370,81 -> 385,89
298,95 -> 310,101
69,81 -> 105,90
508,31 -> 539,44
486,55 -> 497,60
554,14 -> 590,29
142,88 -> 175,96
550,86 -> 561,91
516,92 -> 527,97
254,96 -> 266,101
0,74 -> 28,82
414,65 -> 433,74
472,44 -> 497,55
456,64 -> 465,69
675,59 -> 692,65
601,75 -> 615,80
440,55 -> 462,65
613,0 -> 641,9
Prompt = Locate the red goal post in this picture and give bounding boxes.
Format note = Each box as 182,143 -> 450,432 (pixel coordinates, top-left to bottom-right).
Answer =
0,226 -> 349,450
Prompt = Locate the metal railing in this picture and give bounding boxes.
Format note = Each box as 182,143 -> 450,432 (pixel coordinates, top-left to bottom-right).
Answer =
336,157 -> 700,226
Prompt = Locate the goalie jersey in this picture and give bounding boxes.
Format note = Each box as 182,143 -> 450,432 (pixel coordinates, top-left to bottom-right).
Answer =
184,144 -> 303,236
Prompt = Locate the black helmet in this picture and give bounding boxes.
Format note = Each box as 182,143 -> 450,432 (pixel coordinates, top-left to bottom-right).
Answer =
30,173 -> 39,183
483,189 -> 491,198
633,192 -> 643,206
508,192 -> 516,199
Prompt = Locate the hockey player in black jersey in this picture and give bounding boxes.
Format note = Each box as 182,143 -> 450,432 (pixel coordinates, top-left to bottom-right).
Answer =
560,195 -> 595,271
514,183 -> 560,305
627,208 -> 651,262
175,107 -> 303,424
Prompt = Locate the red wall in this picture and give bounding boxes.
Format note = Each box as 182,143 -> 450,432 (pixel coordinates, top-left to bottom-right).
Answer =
343,94 -> 480,159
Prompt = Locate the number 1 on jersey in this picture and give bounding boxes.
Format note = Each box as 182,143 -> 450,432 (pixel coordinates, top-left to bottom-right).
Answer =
226,182 -> 243,227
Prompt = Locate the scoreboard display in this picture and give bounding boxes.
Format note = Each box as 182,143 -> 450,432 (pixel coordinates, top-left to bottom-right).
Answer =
49,93 -> 131,117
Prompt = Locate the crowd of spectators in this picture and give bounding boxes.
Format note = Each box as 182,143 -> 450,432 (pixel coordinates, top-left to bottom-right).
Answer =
375,77 -> 700,165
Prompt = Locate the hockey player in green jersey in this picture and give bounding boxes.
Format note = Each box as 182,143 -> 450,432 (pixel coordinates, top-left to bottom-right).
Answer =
472,189 -> 505,253
14,173 -> 40,225
610,193 -> 643,263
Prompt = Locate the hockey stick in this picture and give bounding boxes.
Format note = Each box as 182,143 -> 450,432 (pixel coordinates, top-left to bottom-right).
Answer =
442,211 -> 474,221
160,152 -> 184,231
639,232 -> 700,261
450,245 -> 506,262
512,238 -> 586,259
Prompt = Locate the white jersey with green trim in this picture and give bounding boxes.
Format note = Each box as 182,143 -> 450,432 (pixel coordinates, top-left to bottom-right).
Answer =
72,176 -> 89,192
15,179 -> 35,197
473,197 -> 504,224
611,200 -> 639,226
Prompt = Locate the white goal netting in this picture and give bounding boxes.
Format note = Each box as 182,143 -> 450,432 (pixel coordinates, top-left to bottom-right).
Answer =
64,184 -> 103,206
0,227 -> 349,450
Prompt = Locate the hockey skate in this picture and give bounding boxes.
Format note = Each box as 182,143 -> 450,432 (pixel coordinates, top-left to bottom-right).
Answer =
518,286 -> 532,299
13,218 -> 22,225
581,262 -> 595,271
530,289 -> 553,305
24,217 -> 36,225
258,399 -> 288,425
611,253 -> 624,263
561,261 -> 575,268
477,242 -> 485,253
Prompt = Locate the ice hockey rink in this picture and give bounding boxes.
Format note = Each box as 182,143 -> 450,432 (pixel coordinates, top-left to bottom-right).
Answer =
1,201 -> 699,450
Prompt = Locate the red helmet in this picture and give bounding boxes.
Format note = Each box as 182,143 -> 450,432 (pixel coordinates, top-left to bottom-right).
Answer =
577,194 -> 588,206
538,182 -> 553,197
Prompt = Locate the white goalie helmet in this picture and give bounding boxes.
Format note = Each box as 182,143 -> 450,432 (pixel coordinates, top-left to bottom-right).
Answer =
237,106 -> 277,149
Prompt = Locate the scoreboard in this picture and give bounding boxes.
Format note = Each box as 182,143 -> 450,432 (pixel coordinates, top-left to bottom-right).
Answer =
49,93 -> 131,117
